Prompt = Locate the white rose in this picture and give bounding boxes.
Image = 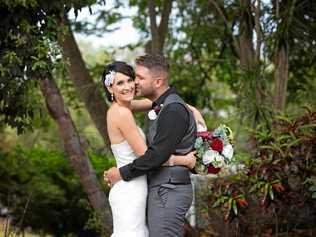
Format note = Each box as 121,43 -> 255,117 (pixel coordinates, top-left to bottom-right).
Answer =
213,154 -> 225,168
229,164 -> 238,174
202,150 -> 218,165
228,164 -> 246,174
222,144 -> 234,160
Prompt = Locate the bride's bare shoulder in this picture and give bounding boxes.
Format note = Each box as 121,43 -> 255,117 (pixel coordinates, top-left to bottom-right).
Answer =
107,104 -> 133,120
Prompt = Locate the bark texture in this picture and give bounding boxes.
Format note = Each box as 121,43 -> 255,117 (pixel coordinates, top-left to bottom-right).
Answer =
40,77 -> 112,232
60,17 -> 110,148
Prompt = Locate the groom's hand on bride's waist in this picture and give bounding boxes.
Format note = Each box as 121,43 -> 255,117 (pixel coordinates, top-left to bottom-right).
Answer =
104,167 -> 122,187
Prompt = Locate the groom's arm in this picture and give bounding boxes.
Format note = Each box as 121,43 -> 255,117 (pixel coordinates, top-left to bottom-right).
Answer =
119,103 -> 189,181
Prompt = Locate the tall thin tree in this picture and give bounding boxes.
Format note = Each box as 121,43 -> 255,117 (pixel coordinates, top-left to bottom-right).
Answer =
147,0 -> 173,55
59,16 -> 110,147
40,76 -> 112,232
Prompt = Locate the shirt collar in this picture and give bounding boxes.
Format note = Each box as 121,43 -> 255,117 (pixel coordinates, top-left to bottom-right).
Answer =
152,86 -> 177,109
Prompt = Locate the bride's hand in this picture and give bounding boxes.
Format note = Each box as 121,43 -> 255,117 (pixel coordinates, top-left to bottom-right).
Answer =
163,156 -> 175,166
184,151 -> 197,169
104,167 -> 122,187
163,151 -> 197,168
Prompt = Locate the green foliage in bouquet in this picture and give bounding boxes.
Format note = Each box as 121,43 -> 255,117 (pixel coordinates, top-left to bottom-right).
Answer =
213,124 -> 234,146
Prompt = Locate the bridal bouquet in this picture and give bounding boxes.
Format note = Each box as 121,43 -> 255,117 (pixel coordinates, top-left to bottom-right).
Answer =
194,124 -> 234,174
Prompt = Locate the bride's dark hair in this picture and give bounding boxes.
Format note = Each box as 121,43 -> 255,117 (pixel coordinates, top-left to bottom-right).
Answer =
101,61 -> 135,102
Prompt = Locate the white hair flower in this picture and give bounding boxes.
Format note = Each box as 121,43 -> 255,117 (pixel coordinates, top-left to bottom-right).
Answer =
103,70 -> 116,87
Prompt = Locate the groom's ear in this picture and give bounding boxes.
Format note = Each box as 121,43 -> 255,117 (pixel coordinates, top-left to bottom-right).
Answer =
154,76 -> 165,88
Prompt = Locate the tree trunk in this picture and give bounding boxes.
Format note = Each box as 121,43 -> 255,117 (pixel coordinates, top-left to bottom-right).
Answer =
60,17 -> 110,148
239,0 -> 255,69
148,0 -> 173,55
148,0 -> 160,54
253,0 -> 262,64
40,77 -> 112,232
274,44 -> 289,112
158,0 -> 173,52
273,0 -> 294,113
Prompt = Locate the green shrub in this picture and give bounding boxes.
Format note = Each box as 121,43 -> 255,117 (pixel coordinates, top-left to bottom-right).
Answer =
0,147 -> 114,236
202,109 -> 316,233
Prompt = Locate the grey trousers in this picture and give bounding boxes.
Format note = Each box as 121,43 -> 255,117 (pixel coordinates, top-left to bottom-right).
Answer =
147,183 -> 193,237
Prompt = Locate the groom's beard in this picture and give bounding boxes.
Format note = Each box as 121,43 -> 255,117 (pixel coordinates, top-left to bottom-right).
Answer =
135,84 -> 155,100
135,85 -> 142,96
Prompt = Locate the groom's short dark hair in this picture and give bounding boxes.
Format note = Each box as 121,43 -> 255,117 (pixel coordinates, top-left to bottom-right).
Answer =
135,54 -> 169,79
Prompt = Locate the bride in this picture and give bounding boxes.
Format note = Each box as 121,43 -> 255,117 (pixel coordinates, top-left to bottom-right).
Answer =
102,61 -> 205,236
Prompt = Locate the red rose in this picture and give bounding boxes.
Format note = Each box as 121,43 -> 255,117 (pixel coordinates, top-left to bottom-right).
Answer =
207,164 -> 221,174
210,138 -> 223,152
197,131 -> 212,140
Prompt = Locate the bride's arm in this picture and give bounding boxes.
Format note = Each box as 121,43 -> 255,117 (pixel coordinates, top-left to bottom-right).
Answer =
187,104 -> 207,129
164,152 -> 197,169
130,98 -> 206,128
130,99 -> 152,112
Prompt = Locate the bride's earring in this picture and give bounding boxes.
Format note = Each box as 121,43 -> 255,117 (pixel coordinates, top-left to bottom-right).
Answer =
111,93 -> 114,101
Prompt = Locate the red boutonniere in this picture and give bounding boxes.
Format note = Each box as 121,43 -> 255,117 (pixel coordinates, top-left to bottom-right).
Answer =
153,104 -> 162,114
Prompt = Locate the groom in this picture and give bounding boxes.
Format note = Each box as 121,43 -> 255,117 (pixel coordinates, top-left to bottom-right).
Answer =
106,54 -> 196,236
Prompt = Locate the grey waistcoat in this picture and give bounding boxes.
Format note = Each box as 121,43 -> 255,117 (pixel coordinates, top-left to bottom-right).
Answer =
147,93 -> 196,187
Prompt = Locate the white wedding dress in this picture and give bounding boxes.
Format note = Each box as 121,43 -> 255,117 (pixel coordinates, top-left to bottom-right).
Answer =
109,128 -> 149,237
